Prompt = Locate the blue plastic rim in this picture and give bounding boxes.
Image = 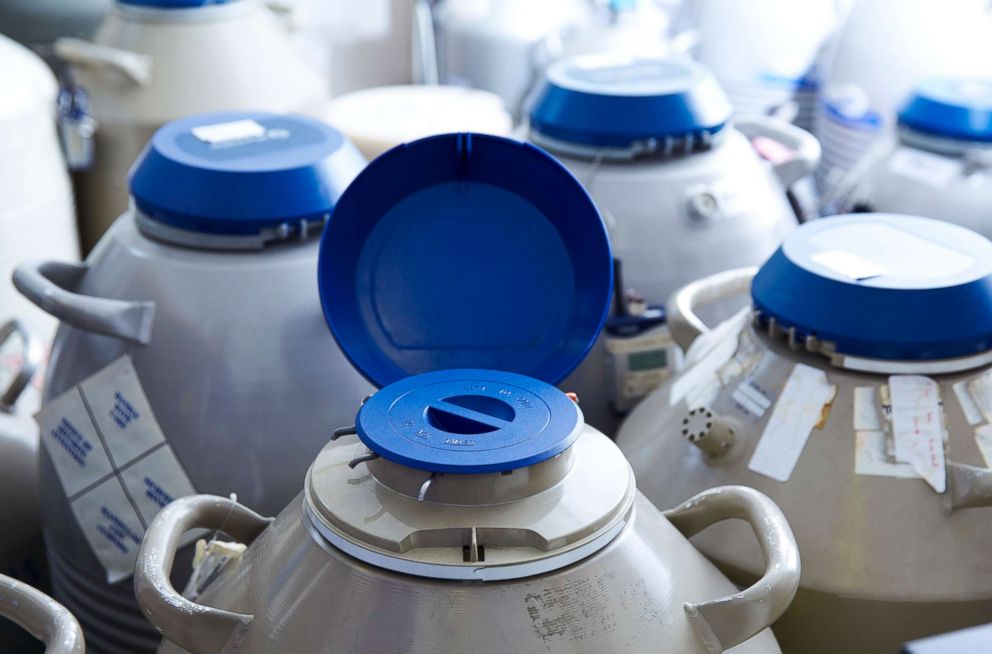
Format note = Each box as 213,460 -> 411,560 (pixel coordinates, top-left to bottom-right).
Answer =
899,79 -> 992,142
528,55 -> 732,148
129,111 -> 366,237
356,369 -> 582,473
118,0 -> 237,8
752,214 -> 992,361
318,132 -> 613,388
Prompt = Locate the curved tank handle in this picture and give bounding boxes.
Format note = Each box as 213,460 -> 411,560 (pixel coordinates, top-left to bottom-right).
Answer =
134,494 -> 273,654
54,38 -> 153,87
736,116 -> 821,189
13,261 -> 156,345
0,574 -> 85,654
0,319 -> 44,410
664,485 -> 800,653
667,267 -> 756,352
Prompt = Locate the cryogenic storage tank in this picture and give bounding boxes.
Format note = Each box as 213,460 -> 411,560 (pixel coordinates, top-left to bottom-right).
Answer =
133,130 -> 799,654
618,214 -> 992,652
527,55 -> 814,433
14,113 -> 373,654
830,79 -> 992,239
55,0 -> 329,251
814,0 -> 992,196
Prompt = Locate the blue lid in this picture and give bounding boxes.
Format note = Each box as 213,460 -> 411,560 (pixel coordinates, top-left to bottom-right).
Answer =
129,112 -> 365,240
899,79 -> 992,142
318,132 -> 612,387
118,0 -> 237,7
752,214 -> 992,361
356,369 -> 582,473
528,56 -> 732,148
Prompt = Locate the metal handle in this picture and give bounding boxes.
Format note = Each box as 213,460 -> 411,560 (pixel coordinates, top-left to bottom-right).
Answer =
54,38 -> 153,87
13,261 -> 155,345
736,116 -> 821,188
0,575 -> 85,654
667,267 -> 756,352
135,495 -> 272,654
664,486 -> 800,653
0,319 -> 44,410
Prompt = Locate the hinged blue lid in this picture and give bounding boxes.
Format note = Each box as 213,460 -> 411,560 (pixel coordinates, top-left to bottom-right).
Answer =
318,132 -> 612,387
899,79 -> 992,142
129,112 -> 366,246
752,214 -> 992,361
356,369 -> 582,473
528,55 -> 732,149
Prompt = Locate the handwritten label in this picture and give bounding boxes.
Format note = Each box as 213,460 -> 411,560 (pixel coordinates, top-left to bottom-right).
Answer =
888,376 -> 946,493
748,363 -> 836,482
36,356 -> 196,582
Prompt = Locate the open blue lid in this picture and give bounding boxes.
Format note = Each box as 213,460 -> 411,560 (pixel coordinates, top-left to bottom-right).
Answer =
129,112 -> 366,245
118,0 -> 237,8
899,79 -> 992,142
356,369 -> 582,473
752,214 -> 992,361
528,55 -> 732,149
318,132 -> 612,387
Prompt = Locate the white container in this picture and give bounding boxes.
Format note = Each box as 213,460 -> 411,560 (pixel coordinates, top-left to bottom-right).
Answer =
0,574 -> 85,654
432,0 -> 592,117
0,34 -> 80,345
134,131 -> 796,654
829,78 -> 992,240
672,0 -> 841,131
324,85 -> 512,159
527,56 -> 815,433
617,214 -> 992,652
54,0 -> 329,252
814,0 -> 992,196
14,113 -> 373,654
560,0 -> 674,60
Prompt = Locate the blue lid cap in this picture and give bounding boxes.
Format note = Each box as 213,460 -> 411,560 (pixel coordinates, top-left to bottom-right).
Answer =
528,55 -> 732,148
318,132 -> 612,387
118,0 -> 237,7
899,79 -> 992,142
752,214 -> 992,361
356,369 -> 582,473
129,112 -> 366,240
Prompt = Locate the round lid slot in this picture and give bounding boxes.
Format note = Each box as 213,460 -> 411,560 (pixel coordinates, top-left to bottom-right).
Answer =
752,214 -> 992,363
899,79 -> 992,143
129,112 -> 366,249
318,132 -> 612,387
356,369 -> 583,473
528,55 -> 732,151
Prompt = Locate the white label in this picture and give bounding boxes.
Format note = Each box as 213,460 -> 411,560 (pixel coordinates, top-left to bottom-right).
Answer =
967,371 -> 992,424
748,363 -> 836,482
953,379 -> 985,426
976,424 -> 992,468
670,310 -> 750,407
888,148 -> 962,188
853,386 -> 883,431
855,430 -> 919,479
811,250 -> 890,281
732,379 -> 773,418
191,119 -> 266,145
888,375 -> 946,493
36,357 -> 196,582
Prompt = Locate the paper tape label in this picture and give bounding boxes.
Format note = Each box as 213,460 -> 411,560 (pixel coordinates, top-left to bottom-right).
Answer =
976,424 -> 992,468
853,386 -> 883,431
888,375 -> 946,493
966,371 -> 992,424
748,363 -> 836,482
953,379 -> 985,426
855,430 -> 919,479
37,356 -> 196,583
887,147 -> 962,188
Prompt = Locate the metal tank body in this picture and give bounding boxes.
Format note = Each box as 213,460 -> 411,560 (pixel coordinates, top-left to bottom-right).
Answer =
830,79 -> 992,239
0,34 -> 80,346
528,56 -> 814,435
814,0 -> 992,196
13,113 -> 374,654
617,215 -> 992,652
134,372 -> 799,654
56,0 -> 329,251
